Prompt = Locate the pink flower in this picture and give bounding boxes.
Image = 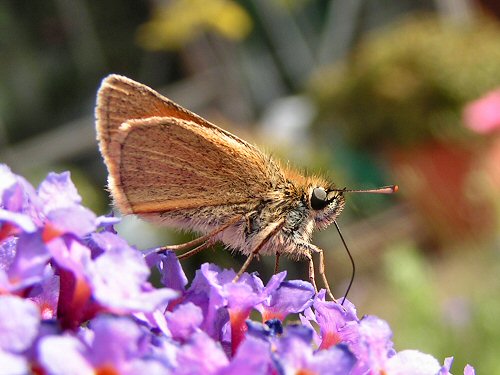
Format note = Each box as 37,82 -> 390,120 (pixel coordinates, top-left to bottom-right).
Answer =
463,89 -> 500,134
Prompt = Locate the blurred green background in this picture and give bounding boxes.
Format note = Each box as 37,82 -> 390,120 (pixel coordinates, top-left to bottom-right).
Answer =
1,0 -> 499,372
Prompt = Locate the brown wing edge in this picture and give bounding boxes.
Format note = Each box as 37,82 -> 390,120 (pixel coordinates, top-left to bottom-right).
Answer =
105,120 -> 133,214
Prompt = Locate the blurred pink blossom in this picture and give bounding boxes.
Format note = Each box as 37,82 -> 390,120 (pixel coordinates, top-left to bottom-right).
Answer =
463,89 -> 500,134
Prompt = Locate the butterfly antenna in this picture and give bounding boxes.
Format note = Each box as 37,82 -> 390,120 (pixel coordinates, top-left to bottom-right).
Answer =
333,185 -> 399,195
334,221 -> 355,306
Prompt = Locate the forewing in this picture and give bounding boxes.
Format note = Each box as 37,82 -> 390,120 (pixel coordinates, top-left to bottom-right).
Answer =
107,117 -> 285,214
95,74 -> 286,215
96,74 -> 215,157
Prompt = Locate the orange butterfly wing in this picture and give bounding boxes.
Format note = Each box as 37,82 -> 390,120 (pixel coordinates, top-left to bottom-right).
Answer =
96,75 -> 286,215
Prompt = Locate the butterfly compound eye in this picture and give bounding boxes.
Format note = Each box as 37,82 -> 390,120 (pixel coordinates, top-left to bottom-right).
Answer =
310,187 -> 328,210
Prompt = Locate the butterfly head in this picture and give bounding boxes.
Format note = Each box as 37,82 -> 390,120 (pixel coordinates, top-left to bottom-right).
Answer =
308,185 -> 345,230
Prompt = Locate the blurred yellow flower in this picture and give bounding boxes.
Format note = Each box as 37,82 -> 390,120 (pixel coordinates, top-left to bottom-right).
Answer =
137,0 -> 252,50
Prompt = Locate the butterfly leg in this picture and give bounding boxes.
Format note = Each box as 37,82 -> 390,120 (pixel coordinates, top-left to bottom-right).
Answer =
274,253 -> 281,274
155,215 -> 243,256
298,242 -> 336,301
316,247 -> 337,302
233,220 -> 285,282
177,241 -> 213,260
157,235 -> 211,253
305,251 -> 318,294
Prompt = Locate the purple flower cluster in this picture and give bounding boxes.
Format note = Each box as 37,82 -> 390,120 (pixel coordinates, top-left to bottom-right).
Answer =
0,164 -> 475,375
